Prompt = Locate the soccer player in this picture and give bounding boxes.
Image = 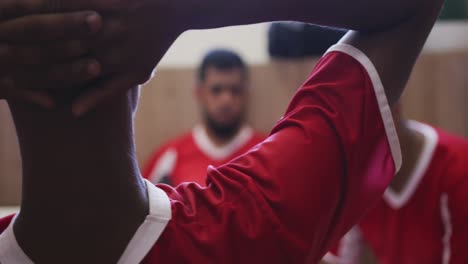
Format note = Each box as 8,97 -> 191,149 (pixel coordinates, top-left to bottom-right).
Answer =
143,49 -> 264,186
0,0 -> 444,263
323,104 -> 468,264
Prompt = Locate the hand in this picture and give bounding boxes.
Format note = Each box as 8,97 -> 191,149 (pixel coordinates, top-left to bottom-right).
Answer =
68,1 -> 186,115
0,5 -> 103,107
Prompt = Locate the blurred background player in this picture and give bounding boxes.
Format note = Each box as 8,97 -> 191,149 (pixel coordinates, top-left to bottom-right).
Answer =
323,103 -> 468,264
143,49 -> 264,186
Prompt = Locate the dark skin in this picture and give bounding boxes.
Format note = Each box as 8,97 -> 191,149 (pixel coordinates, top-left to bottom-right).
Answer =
0,9 -> 103,107
2,0 -> 444,262
2,0 -> 438,115
9,90 -> 147,263
1,0 -> 183,115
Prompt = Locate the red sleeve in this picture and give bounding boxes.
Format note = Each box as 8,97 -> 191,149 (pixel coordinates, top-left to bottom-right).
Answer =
149,44 -> 400,264
444,142 -> 468,264
0,215 -> 14,235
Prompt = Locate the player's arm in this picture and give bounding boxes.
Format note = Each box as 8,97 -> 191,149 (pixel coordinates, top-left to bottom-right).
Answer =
0,0 -> 441,114
180,4 -> 445,258
181,0 -> 423,33
177,0 -> 443,105
164,2 -> 445,261
0,0 -> 436,114
187,0 -> 441,106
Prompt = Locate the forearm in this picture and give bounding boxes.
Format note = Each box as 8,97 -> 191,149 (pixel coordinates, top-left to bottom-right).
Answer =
175,0 -> 424,32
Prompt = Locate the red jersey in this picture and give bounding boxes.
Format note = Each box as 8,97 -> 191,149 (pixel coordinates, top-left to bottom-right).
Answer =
143,125 -> 265,186
0,43 -> 401,264
325,121 -> 468,264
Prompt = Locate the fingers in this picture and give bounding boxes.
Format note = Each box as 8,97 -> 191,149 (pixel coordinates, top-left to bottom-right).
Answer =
0,53 -> 102,109
0,78 -> 54,108
91,37 -> 161,78
5,58 -> 101,94
71,73 -> 141,116
0,11 -> 102,43
0,40 -> 91,66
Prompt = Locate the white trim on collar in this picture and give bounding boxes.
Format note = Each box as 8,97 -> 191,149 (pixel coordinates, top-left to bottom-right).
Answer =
118,180 -> 172,264
192,125 -> 254,161
326,43 -> 402,173
0,180 -> 172,264
0,215 -> 32,264
383,120 -> 439,209
148,148 -> 178,184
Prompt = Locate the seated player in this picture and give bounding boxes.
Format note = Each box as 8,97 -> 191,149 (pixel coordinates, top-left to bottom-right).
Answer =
143,49 -> 264,186
323,104 -> 468,264
0,0 -> 444,262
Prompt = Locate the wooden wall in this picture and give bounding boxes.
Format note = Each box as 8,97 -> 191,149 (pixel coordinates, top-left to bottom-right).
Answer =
0,102 -> 22,205
1,52 -> 467,205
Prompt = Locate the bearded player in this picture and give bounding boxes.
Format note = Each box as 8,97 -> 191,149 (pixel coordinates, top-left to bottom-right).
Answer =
143,49 -> 264,186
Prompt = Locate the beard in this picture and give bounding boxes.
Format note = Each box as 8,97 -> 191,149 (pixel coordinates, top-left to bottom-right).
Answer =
204,112 -> 244,140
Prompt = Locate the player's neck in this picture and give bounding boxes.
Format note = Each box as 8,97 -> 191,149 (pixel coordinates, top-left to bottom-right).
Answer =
7,95 -> 148,263
390,119 -> 425,193
203,123 -> 242,147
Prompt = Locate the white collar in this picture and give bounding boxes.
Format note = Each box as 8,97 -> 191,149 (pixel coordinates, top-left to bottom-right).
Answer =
383,120 -> 439,209
192,125 -> 254,161
0,180 -> 171,264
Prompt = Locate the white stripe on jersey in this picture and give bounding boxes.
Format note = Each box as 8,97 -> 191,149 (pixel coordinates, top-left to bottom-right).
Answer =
440,193 -> 452,264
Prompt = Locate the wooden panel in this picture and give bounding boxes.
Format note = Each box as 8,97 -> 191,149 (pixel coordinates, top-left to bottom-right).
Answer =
135,68 -> 200,168
402,52 -> 468,136
0,101 -> 22,205
1,52 -> 467,205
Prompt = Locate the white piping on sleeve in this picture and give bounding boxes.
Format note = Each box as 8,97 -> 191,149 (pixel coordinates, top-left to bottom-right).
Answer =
440,193 -> 452,264
384,121 -> 439,209
326,44 -> 402,173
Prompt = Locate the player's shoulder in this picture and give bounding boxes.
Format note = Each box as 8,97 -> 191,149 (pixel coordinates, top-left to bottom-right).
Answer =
0,214 -> 14,234
429,125 -> 468,172
434,127 -> 468,155
250,131 -> 267,144
408,120 -> 468,161
430,125 -> 468,190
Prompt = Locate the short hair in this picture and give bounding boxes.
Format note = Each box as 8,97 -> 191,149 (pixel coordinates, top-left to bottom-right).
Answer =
198,49 -> 248,81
